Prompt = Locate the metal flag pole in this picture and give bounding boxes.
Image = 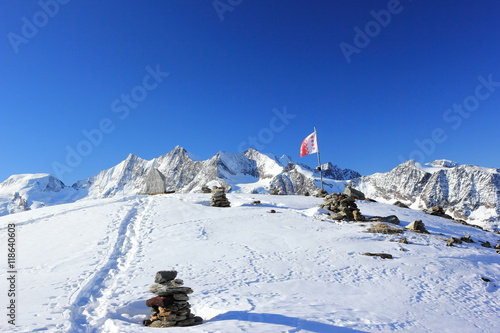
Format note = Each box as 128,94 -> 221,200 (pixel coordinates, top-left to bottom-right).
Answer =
314,127 -> 324,190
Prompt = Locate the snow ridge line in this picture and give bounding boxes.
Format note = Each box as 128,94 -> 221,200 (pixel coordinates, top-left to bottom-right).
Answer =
67,197 -> 148,333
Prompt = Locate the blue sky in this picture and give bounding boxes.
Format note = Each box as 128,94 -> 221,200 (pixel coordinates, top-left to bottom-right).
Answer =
1,0 -> 499,185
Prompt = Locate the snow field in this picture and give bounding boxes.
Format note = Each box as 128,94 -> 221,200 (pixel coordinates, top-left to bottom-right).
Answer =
0,194 -> 498,332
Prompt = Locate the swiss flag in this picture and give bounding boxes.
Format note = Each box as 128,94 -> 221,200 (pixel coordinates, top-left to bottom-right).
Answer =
300,131 -> 318,157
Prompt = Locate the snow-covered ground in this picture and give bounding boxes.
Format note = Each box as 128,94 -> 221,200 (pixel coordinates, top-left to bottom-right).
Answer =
0,193 -> 499,332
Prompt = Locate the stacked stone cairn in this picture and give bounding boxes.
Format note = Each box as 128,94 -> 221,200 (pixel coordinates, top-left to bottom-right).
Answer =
211,187 -> 230,207
320,193 -> 365,221
143,271 -> 203,328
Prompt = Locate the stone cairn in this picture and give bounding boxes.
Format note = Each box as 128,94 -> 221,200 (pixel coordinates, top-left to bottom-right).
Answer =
211,187 -> 230,207
143,271 -> 203,328
320,193 -> 365,221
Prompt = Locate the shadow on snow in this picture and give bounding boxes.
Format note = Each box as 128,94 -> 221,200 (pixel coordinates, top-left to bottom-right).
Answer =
210,311 -> 367,332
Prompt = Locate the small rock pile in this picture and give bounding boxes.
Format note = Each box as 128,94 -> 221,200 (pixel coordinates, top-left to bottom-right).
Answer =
320,193 -> 365,221
424,206 -> 453,219
143,271 -> 203,328
211,187 -> 230,207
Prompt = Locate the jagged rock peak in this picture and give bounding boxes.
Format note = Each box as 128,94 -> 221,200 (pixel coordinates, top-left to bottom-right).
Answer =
322,162 -> 362,180
171,145 -> 189,155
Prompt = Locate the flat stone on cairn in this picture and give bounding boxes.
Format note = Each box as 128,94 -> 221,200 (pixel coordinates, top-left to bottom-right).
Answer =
143,271 -> 203,327
210,187 -> 230,207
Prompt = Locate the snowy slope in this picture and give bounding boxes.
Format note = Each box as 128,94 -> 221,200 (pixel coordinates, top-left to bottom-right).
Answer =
1,194 -> 498,333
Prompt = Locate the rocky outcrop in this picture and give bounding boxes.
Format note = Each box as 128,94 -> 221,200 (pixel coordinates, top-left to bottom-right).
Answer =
141,168 -> 166,194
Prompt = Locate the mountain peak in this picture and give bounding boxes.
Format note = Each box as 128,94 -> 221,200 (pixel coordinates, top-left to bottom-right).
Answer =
124,153 -> 140,162
172,145 -> 187,154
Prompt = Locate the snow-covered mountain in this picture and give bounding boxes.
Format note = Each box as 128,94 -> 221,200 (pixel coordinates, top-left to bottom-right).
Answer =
1,147 -> 499,230
353,159 -> 500,230
1,193 -> 499,332
0,146 -> 358,216
0,173 -> 83,215
72,146 -> 359,198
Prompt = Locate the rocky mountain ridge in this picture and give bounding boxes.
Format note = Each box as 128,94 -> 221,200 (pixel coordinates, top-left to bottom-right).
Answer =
0,146 -> 358,215
0,147 -> 498,230
353,159 -> 500,230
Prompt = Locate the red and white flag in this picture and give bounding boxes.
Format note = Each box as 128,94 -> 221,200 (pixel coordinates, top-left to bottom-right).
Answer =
300,131 -> 318,157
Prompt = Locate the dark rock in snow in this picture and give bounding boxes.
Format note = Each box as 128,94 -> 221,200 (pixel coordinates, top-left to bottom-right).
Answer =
393,201 -> 409,208
361,253 -> 393,259
380,215 -> 400,225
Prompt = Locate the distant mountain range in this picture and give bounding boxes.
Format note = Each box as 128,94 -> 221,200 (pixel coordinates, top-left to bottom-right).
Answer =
0,146 -> 498,230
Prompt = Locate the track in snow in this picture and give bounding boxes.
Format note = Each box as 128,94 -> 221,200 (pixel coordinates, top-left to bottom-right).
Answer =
67,197 -> 151,333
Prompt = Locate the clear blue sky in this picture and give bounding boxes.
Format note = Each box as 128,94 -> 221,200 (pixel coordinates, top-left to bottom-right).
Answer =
1,0 -> 499,185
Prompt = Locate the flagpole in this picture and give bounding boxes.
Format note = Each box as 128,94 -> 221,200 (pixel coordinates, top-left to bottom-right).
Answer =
314,127 -> 324,191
